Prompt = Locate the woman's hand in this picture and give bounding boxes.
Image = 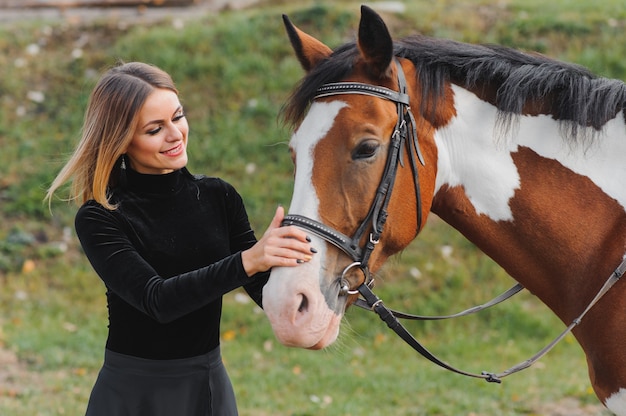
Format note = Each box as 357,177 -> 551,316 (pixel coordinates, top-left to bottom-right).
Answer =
241,206 -> 316,276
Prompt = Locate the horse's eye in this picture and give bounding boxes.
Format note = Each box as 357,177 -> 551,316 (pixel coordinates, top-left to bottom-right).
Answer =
352,140 -> 380,160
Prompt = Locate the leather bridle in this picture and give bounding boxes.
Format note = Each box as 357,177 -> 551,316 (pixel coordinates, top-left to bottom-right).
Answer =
281,58 -> 626,383
282,58 -> 425,295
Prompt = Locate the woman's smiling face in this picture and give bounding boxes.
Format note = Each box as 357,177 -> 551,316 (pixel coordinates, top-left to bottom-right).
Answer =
126,88 -> 189,175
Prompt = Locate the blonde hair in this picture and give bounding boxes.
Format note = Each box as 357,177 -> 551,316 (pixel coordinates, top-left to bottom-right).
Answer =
46,62 -> 179,210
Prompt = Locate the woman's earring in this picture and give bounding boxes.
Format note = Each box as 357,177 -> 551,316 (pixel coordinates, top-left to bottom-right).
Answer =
118,154 -> 128,187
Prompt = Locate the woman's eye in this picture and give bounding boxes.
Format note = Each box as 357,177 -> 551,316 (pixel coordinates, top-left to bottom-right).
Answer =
147,127 -> 162,135
352,140 -> 380,160
173,113 -> 186,122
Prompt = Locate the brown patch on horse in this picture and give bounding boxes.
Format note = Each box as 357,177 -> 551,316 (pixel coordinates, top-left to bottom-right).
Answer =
411,68 -> 458,129
434,147 -> 625,317
512,148 -> 626,403
312,95 -> 398,232
432,146 -> 626,402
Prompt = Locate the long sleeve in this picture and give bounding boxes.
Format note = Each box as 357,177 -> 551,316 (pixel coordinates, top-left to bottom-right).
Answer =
222,185 -> 270,308
75,203 -> 252,323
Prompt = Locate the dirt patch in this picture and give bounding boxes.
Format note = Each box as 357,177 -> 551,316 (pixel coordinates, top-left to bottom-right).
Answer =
533,397 -> 610,415
0,348 -> 24,398
0,0 -> 262,23
0,347 -> 43,402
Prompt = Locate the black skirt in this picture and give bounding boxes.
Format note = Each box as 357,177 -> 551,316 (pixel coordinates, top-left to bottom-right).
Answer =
85,346 -> 238,416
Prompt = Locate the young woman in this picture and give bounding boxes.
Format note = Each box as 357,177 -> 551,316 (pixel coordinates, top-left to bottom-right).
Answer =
46,61 -> 315,415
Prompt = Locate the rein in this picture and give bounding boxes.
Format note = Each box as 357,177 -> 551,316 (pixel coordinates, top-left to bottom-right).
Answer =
281,58 -> 626,383
356,258 -> 626,383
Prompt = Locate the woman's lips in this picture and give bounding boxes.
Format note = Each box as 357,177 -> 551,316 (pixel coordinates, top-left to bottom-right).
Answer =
161,143 -> 183,156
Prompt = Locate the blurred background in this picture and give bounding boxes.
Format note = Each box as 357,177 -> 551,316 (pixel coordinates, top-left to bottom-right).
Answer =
0,1 -> 624,414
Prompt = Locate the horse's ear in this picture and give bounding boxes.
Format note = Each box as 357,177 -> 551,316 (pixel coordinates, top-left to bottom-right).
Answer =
357,5 -> 393,78
283,14 -> 332,72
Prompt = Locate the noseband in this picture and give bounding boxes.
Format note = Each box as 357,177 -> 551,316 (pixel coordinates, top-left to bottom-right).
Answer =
282,58 -> 425,294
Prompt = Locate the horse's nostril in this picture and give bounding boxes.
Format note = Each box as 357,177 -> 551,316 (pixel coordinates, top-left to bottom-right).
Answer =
297,293 -> 309,313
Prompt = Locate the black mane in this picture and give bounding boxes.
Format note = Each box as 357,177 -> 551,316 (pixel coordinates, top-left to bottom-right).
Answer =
282,34 -> 626,142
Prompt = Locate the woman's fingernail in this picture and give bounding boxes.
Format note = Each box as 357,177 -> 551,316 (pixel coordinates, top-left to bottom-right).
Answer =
310,247 -> 318,254
306,235 -> 311,242
297,259 -> 304,264
304,255 -> 312,262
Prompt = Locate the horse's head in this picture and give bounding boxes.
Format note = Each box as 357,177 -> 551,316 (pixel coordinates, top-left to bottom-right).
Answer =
263,6 -> 443,349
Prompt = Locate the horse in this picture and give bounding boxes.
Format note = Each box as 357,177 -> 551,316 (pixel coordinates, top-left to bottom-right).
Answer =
262,5 -> 626,413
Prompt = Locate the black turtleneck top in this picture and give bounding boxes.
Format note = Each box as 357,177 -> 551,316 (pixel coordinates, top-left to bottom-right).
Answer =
75,168 -> 268,359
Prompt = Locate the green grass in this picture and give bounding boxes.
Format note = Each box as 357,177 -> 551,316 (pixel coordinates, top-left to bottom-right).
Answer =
0,0 -> 623,414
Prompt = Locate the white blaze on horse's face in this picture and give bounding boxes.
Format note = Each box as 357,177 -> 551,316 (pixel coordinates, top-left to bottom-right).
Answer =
263,100 -> 347,349
289,100 -> 348,217
434,86 -> 626,220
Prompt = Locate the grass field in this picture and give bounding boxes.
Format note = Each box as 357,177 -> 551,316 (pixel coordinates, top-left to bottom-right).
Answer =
0,0 -> 624,414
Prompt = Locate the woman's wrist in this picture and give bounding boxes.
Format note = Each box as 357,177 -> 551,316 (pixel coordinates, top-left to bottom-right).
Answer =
240,249 -> 258,277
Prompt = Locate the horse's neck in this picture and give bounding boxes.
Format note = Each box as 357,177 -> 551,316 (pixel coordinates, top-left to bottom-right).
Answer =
430,85 -> 626,320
